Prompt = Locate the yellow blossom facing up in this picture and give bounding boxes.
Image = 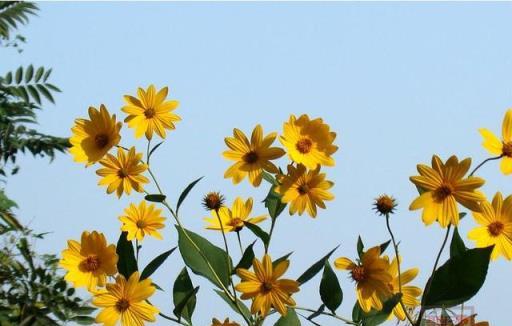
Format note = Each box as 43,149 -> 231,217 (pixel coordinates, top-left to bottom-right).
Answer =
96,146 -> 149,198
60,231 -> 118,291
211,318 -> 240,326
70,105 -> 122,166
223,125 -> 285,187
479,109 -> 512,174
235,254 -> 300,317
204,197 -> 267,232
468,192 -> 512,260
280,114 -> 338,169
93,272 -> 158,326
387,257 -> 421,321
275,164 -> 334,218
334,246 -> 392,313
119,201 -> 166,241
122,85 -> 180,140
409,155 -> 486,228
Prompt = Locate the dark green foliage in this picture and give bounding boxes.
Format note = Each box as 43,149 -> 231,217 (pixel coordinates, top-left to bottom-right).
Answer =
0,229 -> 95,325
0,2 -> 38,40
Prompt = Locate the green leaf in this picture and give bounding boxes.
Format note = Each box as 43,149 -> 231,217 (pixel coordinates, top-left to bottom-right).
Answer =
379,240 -> 391,254
27,85 -> 40,104
423,246 -> 493,308
70,316 -> 96,325
273,252 -> 293,268
4,71 -> 12,84
15,66 -> 22,83
43,68 -> 52,81
297,245 -> 339,285
147,141 -> 164,161
145,194 -> 166,203
25,64 -> 33,82
45,83 -> 61,92
359,294 -> 402,326
319,261 -> 343,313
116,232 -> 138,278
234,241 -> 256,272
244,221 -> 270,247
176,177 -> 203,214
262,171 -> 278,185
173,268 -> 197,323
0,190 -> 18,211
34,66 -> 44,82
264,185 -> 286,219
352,302 -> 362,323
36,84 -> 54,103
215,290 -> 252,321
140,247 -> 177,280
357,236 -> 364,259
176,225 -> 232,288
306,304 -> 325,322
275,308 -> 300,326
450,227 -> 467,258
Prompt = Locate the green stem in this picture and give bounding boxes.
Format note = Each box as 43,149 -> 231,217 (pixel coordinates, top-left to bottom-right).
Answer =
135,239 -> 140,263
265,218 -> 277,253
294,306 -> 357,325
385,214 -> 415,325
415,225 -> 452,326
236,230 -> 244,255
469,155 -> 502,177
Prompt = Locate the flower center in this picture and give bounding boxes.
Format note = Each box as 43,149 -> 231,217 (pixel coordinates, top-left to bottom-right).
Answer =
136,220 -> 147,229
296,138 -> 313,154
115,298 -> 130,312
297,184 -> 310,195
434,183 -> 454,201
488,221 -> 505,237
351,266 -> 366,282
503,142 -> 512,157
243,151 -> 259,164
79,255 -> 101,272
117,168 -> 128,178
94,134 -> 109,149
230,217 -> 243,228
144,108 -> 156,119
262,281 -> 273,292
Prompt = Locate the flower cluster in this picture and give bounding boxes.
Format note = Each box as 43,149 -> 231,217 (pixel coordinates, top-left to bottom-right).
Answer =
59,84 -> 503,326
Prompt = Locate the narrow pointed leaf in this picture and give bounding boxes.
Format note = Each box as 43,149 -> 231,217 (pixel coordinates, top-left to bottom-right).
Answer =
275,308 -> 300,326
234,241 -> 256,272
173,267 -> 197,322
176,177 -> 203,214
244,221 -> 269,247
297,245 -> 339,285
116,232 -> 137,278
145,194 -> 166,203
319,261 -> 343,313
273,252 -> 293,268
215,290 -> 252,321
140,247 -> 177,280
450,227 -> 467,258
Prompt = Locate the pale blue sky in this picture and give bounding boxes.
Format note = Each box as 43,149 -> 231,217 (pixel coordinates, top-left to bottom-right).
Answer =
4,2 -> 512,325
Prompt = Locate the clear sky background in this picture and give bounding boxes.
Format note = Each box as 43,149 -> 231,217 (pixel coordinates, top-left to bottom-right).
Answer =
4,2 -> 512,325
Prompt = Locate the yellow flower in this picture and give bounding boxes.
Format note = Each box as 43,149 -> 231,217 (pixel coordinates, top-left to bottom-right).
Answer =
275,164 -> 334,218
122,85 -> 180,140
409,155 -> 486,227
468,192 -> 512,260
387,257 -> 421,321
119,201 -> 166,241
479,109 -> 512,174
204,197 -> 267,232
59,231 -> 118,291
223,125 -> 285,187
96,147 -> 149,198
334,246 -> 392,313
211,318 -> 240,326
93,272 -> 158,326
69,105 -> 122,165
279,114 -> 338,169
235,254 -> 300,317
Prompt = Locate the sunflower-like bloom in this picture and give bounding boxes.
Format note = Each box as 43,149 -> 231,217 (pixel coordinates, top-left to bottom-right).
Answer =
235,254 -> 300,317
387,257 -> 421,321
96,147 -> 149,198
279,114 -> 338,169
334,246 -> 392,313
409,155 -> 486,227
468,192 -> 512,260
93,272 -> 158,326
70,105 -> 122,166
211,318 -> 240,326
204,197 -> 267,232
275,164 -> 334,218
119,201 -> 166,241
479,109 -> 512,174
59,231 -> 118,291
122,85 -> 180,140
223,125 -> 285,187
